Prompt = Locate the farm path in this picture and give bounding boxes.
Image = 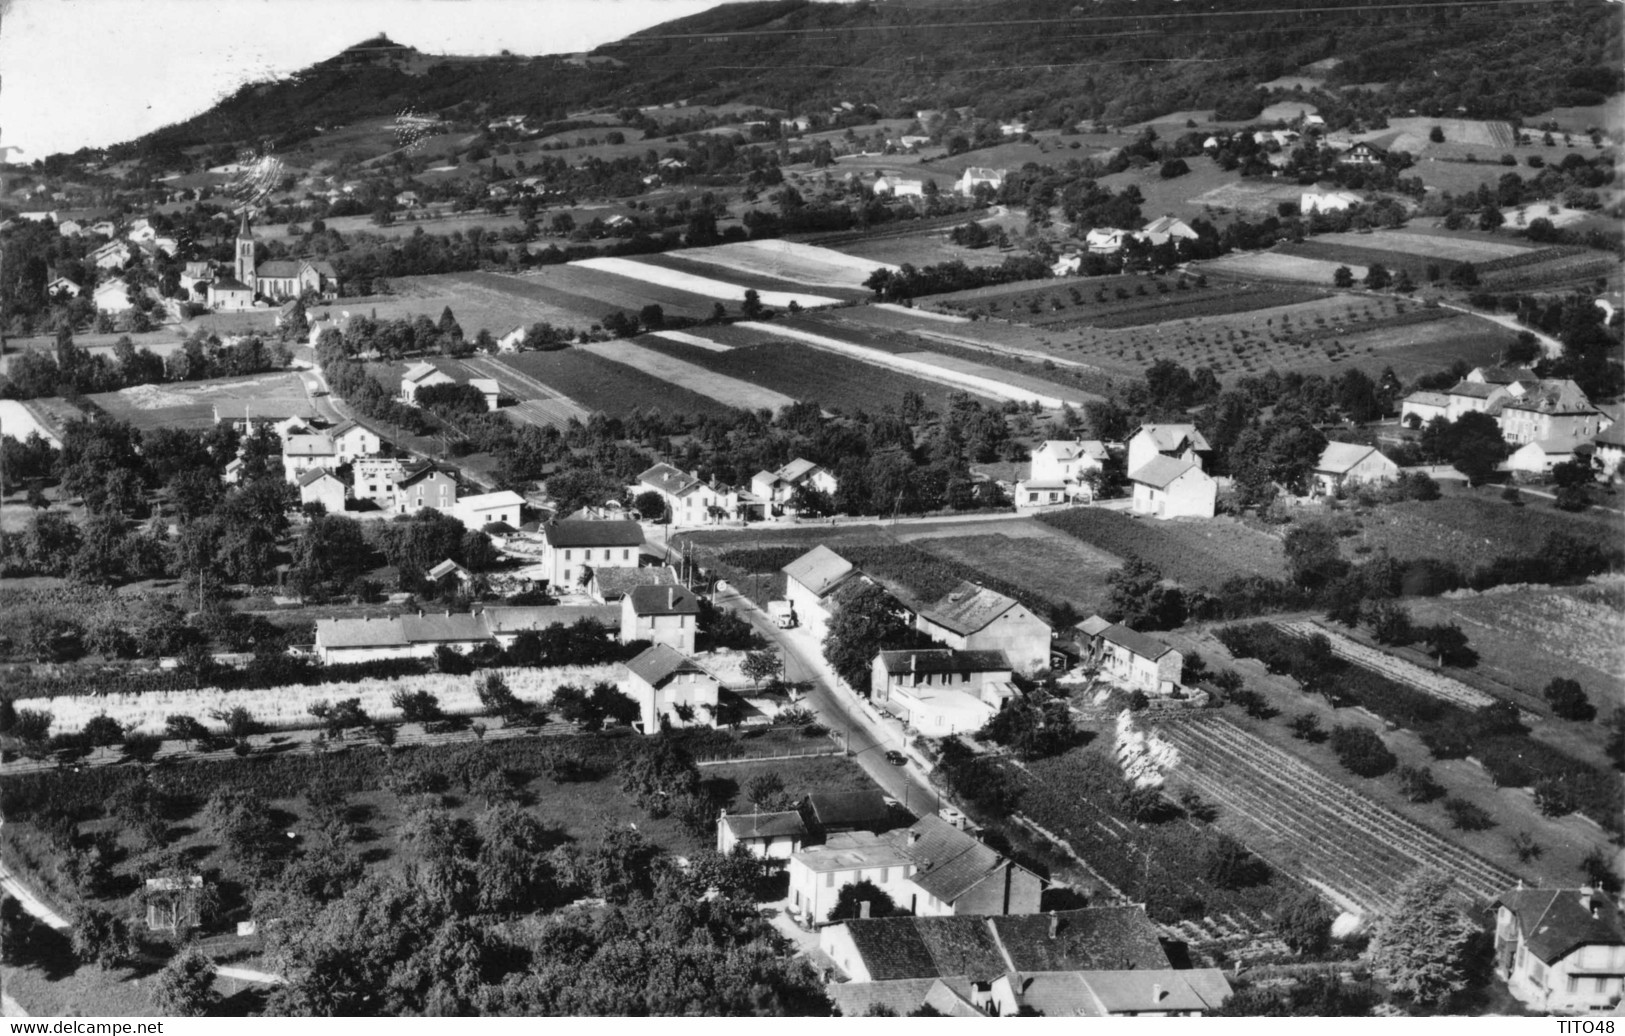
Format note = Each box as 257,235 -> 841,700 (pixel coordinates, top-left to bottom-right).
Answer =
1439,302 -> 1563,358
0,861 -> 70,930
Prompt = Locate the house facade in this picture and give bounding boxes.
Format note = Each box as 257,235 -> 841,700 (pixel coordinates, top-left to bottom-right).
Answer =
1401,391 -> 1451,427
1028,439 -> 1107,501
1497,380 -> 1603,445
394,464 -> 458,515
1507,438 -> 1582,475
353,458 -> 408,504
1097,623 -> 1183,694
536,519 -> 644,590
620,584 -> 700,654
1126,424 -> 1210,475
1130,457 -> 1217,519
297,468 -> 347,513
1313,442 -> 1400,495
750,458 -> 837,513
1494,886 -> 1625,1015
401,362 -> 456,402
328,420 -> 381,463
716,811 -> 807,859
870,649 -> 1016,735
908,581 -> 1052,673
449,490 -> 525,532
281,434 -> 339,482
782,545 -> 858,639
638,462 -> 735,525
624,644 -> 720,733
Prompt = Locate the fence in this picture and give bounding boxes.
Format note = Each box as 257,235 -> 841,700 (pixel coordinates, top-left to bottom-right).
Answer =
694,746 -> 843,766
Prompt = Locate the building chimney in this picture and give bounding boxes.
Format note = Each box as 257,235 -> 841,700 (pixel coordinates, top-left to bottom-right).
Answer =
908,830 -> 921,846
1581,885 -> 1598,918
1152,983 -> 1164,1003
859,901 -> 871,919
1048,911 -> 1059,939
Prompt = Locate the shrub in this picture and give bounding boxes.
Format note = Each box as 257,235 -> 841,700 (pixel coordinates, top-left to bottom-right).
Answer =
1442,796 -> 1495,831
1396,765 -> 1444,803
1328,726 -> 1397,777
1544,678 -> 1595,721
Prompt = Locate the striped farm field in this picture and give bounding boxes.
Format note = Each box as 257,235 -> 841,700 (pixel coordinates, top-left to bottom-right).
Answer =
628,252 -> 872,303
1197,251 -> 1364,284
570,256 -> 845,309
506,265 -> 721,321
668,238 -> 895,289
575,338 -> 799,413
504,348 -> 744,419
634,333 -> 971,415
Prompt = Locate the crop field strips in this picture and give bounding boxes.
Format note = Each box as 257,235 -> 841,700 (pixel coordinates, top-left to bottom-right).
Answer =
1332,230 -> 1531,262
577,339 -> 799,413
1279,241 -> 1468,276
1157,714 -> 1519,914
757,319 -> 1090,407
649,329 -> 732,352
633,335 -> 967,415
460,355 -> 591,427
502,266 -> 718,321
392,272 -> 585,330
626,252 -> 871,302
666,239 -> 891,289
1036,509 -> 1287,589
1199,252 -> 1366,283
571,256 -> 845,309
1274,620 -> 1499,710
504,349 -> 743,419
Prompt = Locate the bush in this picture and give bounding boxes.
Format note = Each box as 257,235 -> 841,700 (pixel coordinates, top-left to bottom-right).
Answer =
1328,726 -> 1397,777
1396,765 -> 1444,803
1442,796 -> 1495,831
1544,678 -> 1595,721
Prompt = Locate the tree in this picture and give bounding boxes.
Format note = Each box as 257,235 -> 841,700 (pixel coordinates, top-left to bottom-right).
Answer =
633,489 -> 666,523
149,944 -> 221,1016
1328,725 -> 1397,777
1363,263 -> 1392,290
1448,412 -> 1509,486
71,907 -> 136,970
81,713 -> 125,761
1368,871 -> 1479,1008
1105,554 -> 1184,630
741,650 -> 784,687
1276,888 -> 1335,955
829,880 -> 895,921
1333,265 -> 1355,288
743,771 -> 794,812
1397,765 -> 1444,803
1421,623 -> 1475,668
741,289 -> 764,320
475,803 -> 563,914
391,689 -> 444,723
1544,678 -> 1594,721
618,738 -> 701,816
1203,833 -> 1270,889
821,583 -> 907,695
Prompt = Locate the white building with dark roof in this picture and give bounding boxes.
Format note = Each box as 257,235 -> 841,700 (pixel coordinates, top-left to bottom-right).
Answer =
1126,424 -> 1210,475
716,811 -> 807,859
400,362 -> 456,402
1129,455 -> 1216,519
536,519 -> 644,590
621,583 -> 700,654
1312,441 -> 1399,495
870,649 -> 1017,735
782,545 -> 860,638
297,468 -> 347,513
624,644 -> 719,733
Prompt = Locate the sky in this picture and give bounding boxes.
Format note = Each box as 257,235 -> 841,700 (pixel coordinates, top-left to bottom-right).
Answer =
0,0 -> 747,160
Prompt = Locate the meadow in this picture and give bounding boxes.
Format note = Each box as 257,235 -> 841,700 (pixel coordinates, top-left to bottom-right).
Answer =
668,239 -> 887,291
1339,485 -> 1625,570
87,371 -> 313,431
899,529 -> 1120,616
929,275 -> 1326,330
574,338 -> 799,413
570,256 -> 845,309
1036,509 -> 1288,591
503,348 -> 742,419
1197,251 -> 1364,284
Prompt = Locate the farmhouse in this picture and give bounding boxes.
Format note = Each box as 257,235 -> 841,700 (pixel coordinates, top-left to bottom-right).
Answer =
89,239 -> 132,270
1129,456 -> 1217,520
1400,390 -> 1452,427
873,175 -> 926,198
1140,215 -> 1198,246
297,468 -> 347,513
282,434 -> 338,481
1591,424 -> 1625,477
620,584 -> 701,654
1338,140 -> 1386,166
638,462 -> 736,525
589,564 -> 679,604
717,811 -> 807,859
1300,191 -> 1362,214
957,167 -> 1006,197
353,457 -> 408,504
1127,424 -> 1210,474
1495,380 -> 1603,445
782,545 -> 860,638
1096,621 -> 1183,695
426,558 -> 474,590
328,419 -> 382,463
212,403 -> 321,437
481,604 -> 621,649
312,612 -> 491,664
401,362 -> 456,402
536,518 -> 644,590
448,490 -> 525,532
624,644 -> 720,733
902,581 -> 1052,673
46,276 -> 81,298
802,790 -> 894,838
1494,885 -> 1625,1015
1313,442 -> 1399,495
394,462 -> 458,515
870,649 -> 1017,735
496,326 -> 526,353
1507,437 -> 1585,476
1027,438 -> 1108,503
1085,228 -> 1133,254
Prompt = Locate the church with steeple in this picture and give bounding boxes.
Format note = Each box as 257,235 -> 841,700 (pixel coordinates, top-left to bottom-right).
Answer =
207,211 -> 337,311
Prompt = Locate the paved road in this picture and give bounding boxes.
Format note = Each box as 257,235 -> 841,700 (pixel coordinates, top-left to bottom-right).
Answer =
711,585 -> 947,819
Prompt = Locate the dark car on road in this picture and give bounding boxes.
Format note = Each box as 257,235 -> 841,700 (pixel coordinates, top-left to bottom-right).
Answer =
884,750 -> 908,766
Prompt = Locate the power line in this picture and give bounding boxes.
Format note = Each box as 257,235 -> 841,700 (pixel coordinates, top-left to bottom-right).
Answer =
612,0 -> 1569,43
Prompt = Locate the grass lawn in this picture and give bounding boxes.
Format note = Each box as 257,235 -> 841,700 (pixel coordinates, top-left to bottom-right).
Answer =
1037,509 -> 1288,591
897,526 -> 1121,616
85,371 -> 313,432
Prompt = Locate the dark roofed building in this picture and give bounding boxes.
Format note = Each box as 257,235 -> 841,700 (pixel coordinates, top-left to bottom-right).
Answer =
545,518 -> 644,548
1494,885 -> 1625,1014
621,583 -> 700,654
802,790 -> 894,835
717,810 -> 808,859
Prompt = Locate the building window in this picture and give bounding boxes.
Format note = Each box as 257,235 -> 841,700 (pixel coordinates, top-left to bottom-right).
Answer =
1569,976 -> 1580,994
564,550 -> 572,560
825,872 -> 834,887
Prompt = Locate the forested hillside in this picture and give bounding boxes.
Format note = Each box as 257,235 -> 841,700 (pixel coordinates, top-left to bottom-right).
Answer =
108,0 -> 1620,164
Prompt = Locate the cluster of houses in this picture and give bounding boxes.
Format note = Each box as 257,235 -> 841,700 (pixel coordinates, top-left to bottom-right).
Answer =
1053,216 -> 1201,268
715,790 -> 1233,1016
628,457 -> 837,526
1400,366 -> 1621,477
870,167 -> 1008,201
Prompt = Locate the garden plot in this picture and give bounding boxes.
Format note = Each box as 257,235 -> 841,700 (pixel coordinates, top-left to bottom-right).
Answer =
578,338 -> 798,413
13,665 -> 622,737
572,256 -> 845,309
1157,713 -> 1520,915
736,322 -> 1080,407
628,252 -> 870,302
1274,620 -> 1499,710
668,238 -> 892,288
1197,251 -> 1365,284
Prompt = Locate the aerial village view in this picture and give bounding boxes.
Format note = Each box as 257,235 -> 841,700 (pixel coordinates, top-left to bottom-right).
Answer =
0,0 -> 1621,1020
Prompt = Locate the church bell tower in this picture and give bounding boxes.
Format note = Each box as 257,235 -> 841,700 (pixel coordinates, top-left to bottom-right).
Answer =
235,210 -> 255,287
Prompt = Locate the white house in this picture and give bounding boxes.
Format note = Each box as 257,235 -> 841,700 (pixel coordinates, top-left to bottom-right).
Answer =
1496,380 -> 1604,445
1095,621 -> 1183,694
281,434 -> 338,482
449,490 -> 525,532
92,279 -> 133,313
496,326 -> 526,353
47,276 -> 81,299
1013,479 -> 1073,510
624,644 -> 720,733
297,468 -> 348,513
400,362 -> 456,402
1494,886 -> 1625,1015
1026,439 -> 1107,504
353,458 -> 408,505
1591,424 -> 1625,478
905,581 -> 1052,673
638,462 -> 735,526
1401,391 -> 1452,427
1085,228 -> 1133,254
1312,442 -> 1400,495
750,458 -> 837,513
1507,437 -> 1583,476
782,545 -> 859,640
1126,424 -> 1210,475
717,811 -> 807,860
1140,215 -> 1198,246
874,175 -> 926,199
1129,456 -> 1217,519
620,584 -> 700,654
327,420 -> 382,464
1300,191 -> 1362,214
312,612 -> 491,665
534,519 -> 644,590
469,378 -> 501,411
89,240 -> 131,270
394,463 -> 458,515
957,167 -> 1005,197
870,649 -> 1017,735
